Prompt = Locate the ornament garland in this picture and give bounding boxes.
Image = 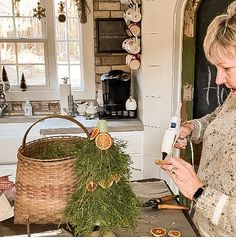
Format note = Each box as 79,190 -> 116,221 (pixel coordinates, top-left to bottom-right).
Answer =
58,1 -> 66,23
14,0 -> 21,17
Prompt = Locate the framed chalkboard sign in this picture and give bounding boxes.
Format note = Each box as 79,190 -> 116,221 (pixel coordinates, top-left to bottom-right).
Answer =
96,18 -> 128,53
193,0 -> 232,118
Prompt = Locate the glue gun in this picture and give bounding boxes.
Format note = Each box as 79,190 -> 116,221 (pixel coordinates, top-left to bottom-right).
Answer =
161,104 -> 181,160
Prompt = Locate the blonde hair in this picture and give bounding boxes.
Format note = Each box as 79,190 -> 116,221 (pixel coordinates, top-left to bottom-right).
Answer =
203,1 -> 236,64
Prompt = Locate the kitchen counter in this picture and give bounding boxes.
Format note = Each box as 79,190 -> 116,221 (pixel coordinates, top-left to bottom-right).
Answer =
39,115 -> 144,135
0,179 -> 198,237
0,115 -> 45,124
0,115 -> 144,134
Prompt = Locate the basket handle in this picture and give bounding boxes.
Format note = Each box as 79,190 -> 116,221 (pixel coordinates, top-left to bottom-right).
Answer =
22,114 -> 90,148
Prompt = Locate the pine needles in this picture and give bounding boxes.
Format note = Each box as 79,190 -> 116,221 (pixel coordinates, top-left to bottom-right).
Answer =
63,138 -> 140,236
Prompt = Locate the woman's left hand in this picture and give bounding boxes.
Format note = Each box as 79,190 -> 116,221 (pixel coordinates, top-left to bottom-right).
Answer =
160,157 -> 204,200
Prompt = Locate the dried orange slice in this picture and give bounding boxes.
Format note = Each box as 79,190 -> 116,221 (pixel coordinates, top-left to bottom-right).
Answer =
95,133 -> 113,150
150,227 -> 167,237
99,178 -> 114,189
168,230 -> 182,237
112,174 -> 121,184
86,181 -> 97,192
90,127 -> 100,140
154,159 -> 163,166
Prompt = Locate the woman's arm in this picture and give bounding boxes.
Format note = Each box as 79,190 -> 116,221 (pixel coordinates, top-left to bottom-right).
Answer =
184,103 -> 224,144
161,156 -> 236,235
195,186 -> 236,234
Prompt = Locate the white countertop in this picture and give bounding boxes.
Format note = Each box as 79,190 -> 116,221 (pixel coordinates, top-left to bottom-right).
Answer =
40,115 -> 144,135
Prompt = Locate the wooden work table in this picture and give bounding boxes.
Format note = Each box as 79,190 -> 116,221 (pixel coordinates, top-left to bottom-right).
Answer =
0,179 -> 198,237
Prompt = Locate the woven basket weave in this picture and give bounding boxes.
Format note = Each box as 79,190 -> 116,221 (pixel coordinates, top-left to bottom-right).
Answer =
14,115 -> 90,224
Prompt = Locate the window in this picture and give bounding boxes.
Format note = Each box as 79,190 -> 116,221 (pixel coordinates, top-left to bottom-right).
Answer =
0,0 -> 95,101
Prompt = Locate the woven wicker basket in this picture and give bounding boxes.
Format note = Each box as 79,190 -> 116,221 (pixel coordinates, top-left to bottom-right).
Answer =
14,115 -> 90,225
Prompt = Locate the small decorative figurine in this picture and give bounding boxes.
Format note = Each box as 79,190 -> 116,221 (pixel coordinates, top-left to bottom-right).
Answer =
2,66 -> 10,91
20,73 -> 27,91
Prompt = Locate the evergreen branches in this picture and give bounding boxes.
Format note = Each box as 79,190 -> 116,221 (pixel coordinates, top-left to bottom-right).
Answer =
64,138 -> 140,236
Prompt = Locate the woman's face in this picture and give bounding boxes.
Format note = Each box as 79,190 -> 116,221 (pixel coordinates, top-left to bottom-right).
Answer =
212,47 -> 236,97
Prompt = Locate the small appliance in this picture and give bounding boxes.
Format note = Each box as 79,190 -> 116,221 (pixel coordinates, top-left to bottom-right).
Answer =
98,70 -> 137,119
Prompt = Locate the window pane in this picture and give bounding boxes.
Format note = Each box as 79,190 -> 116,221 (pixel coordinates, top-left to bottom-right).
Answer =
0,17 -> 14,38
0,65 -> 17,85
18,65 -> 45,85
58,65 -> 69,82
67,0 -> 77,17
0,0 -> 12,16
15,17 -> 43,38
56,42 -> 68,63
69,42 -> 80,64
0,43 -> 16,64
70,65 -> 81,87
19,0 -> 38,17
55,20 -> 67,40
68,18 -> 80,40
17,43 -> 45,64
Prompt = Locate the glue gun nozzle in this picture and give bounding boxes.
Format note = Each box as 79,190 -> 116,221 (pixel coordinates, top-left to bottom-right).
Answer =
162,152 -> 167,160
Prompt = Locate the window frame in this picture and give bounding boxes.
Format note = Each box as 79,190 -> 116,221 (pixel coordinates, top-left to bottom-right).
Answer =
2,0 -> 95,101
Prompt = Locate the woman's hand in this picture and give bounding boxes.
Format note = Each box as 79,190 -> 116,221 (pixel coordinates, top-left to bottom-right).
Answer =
160,157 -> 204,200
175,122 -> 194,149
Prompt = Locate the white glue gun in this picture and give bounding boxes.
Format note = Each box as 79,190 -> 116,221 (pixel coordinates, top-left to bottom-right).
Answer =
161,104 -> 181,160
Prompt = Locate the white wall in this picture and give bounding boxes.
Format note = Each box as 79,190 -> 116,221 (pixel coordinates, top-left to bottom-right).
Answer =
140,0 -> 186,193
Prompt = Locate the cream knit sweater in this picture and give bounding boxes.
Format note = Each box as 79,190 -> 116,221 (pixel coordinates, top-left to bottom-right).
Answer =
189,94 -> 236,236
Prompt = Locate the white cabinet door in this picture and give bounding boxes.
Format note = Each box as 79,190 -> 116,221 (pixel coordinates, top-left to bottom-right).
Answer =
110,131 -> 143,180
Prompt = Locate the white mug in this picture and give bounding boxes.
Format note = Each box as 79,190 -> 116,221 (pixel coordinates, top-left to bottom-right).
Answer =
126,54 -> 140,70
122,37 -> 140,54
127,23 -> 141,37
124,4 -> 141,22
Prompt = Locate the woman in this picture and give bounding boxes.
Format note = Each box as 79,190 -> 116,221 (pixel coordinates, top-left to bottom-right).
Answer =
161,1 -> 236,237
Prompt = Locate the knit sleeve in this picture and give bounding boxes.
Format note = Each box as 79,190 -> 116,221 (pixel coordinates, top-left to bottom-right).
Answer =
194,186 -> 236,235
186,104 -> 223,144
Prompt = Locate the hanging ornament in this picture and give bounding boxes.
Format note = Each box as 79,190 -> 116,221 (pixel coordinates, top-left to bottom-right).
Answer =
58,1 -> 66,23
86,180 -> 97,192
33,1 -> 46,20
74,0 -> 91,24
95,133 -> 113,150
14,0 -> 21,17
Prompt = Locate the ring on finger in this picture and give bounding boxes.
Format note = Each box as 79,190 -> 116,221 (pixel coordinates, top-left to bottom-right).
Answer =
170,167 -> 178,174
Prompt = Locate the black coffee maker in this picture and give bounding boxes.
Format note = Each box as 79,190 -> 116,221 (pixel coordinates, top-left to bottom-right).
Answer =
98,70 -> 137,119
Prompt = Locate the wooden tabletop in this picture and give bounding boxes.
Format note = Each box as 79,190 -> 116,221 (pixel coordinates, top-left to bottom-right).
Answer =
0,179 -> 198,237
